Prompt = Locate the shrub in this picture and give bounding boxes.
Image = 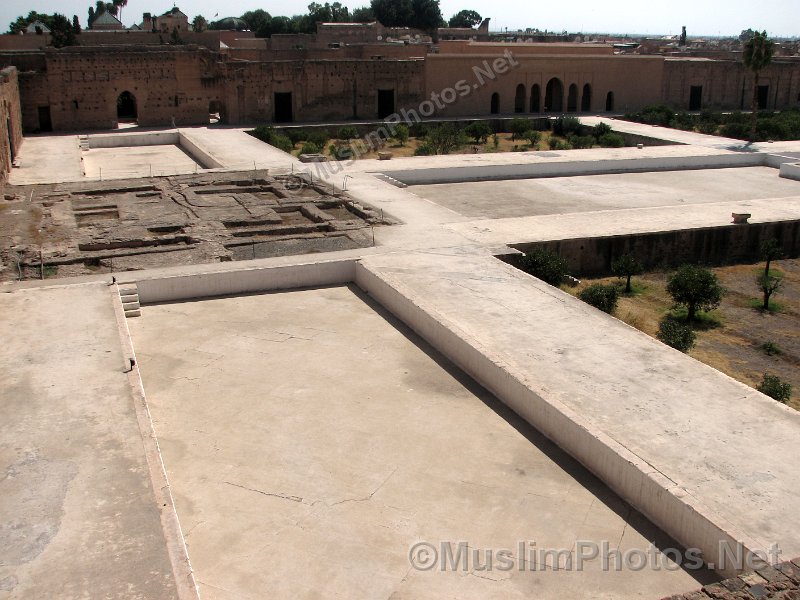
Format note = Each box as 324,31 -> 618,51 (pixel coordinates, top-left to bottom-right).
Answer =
598,132 -> 625,148
552,116 -> 582,136
579,284 -> 620,313
657,318 -> 696,352
761,341 -> 782,356
248,126 -> 294,153
696,120 -> 719,135
669,112 -> 695,131
699,110 -> 723,125
593,122 -> 612,138
508,118 -> 533,140
422,123 -> 467,155
270,134 -> 293,153
720,121 -> 750,140
299,141 -> 321,155
465,121 -> 493,144
522,130 -> 541,146
666,264 -> 724,321
757,373 -> 792,403
549,138 -> 572,150
285,128 -> 308,144
414,143 -> 434,156
519,248 -> 568,286
569,134 -> 596,149
392,123 -> 410,146
409,123 -> 429,138
305,129 -> 330,147
336,126 -> 359,139
726,111 -> 749,125
625,104 -> 674,127
492,133 -> 500,149
249,125 -> 276,143
329,142 -> 352,161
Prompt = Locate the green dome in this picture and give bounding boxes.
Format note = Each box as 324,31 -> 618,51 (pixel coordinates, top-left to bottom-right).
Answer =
215,17 -> 249,31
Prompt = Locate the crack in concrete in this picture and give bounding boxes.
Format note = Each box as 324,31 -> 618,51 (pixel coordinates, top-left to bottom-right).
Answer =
183,519 -> 205,539
467,570 -> 508,582
616,506 -> 633,550
386,566 -> 414,600
330,466 -> 398,507
581,498 -> 597,525
223,481 -> 307,504
197,578 -> 251,600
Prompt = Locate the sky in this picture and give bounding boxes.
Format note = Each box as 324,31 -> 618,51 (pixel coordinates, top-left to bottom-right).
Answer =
3,0 -> 799,37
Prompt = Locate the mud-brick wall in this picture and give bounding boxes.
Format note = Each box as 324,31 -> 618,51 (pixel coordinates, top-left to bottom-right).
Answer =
40,46 -> 221,130
229,58 -> 426,124
510,220 -> 800,277
662,59 -> 800,111
0,67 -> 23,184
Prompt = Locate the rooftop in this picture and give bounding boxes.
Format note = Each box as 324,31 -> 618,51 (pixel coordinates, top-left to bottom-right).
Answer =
3,118 -> 800,598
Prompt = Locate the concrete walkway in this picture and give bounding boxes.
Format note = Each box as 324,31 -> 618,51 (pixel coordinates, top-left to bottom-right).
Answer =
446,196 -> 800,247
0,282 -> 181,598
355,248 -> 800,570
9,133 -> 82,185
580,116 -> 800,154
177,127 -> 300,172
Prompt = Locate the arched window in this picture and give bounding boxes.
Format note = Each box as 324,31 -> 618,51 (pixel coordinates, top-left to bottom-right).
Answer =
581,84 -> 592,112
514,84 -> 526,113
490,92 -> 500,114
544,78 -> 563,112
567,84 -> 578,112
605,91 -> 615,112
530,84 -> 541,112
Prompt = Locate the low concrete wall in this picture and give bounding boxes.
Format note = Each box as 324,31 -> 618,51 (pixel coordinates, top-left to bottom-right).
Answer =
618,131 -> 681,148
779,162 -> 800,182
177,132 -> 223,169
508,220 -> 800,277
353,260 -> 760,577
766,154 -> 800,169
136,258 -> 356,304
87,131 -> 179,149
85,130 -> 223,169
388,152 -> 765,185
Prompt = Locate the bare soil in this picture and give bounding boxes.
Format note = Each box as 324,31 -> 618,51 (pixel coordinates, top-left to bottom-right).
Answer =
567,260 -> 800,410
0,171 -> 386,282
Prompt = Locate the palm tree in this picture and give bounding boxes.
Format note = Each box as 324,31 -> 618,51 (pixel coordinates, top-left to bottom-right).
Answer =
742,30 -> 774,142
112,0 -> 128,24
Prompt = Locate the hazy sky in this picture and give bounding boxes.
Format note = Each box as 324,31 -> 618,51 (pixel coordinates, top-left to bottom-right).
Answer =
3,0 -> 799,37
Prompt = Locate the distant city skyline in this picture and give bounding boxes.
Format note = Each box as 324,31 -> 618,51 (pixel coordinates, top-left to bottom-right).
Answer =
2,0 -> 798,38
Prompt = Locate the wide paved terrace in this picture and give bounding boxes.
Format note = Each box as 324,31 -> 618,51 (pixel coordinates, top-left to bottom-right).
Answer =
128,285 -> 710,599
409,166 -> 800,218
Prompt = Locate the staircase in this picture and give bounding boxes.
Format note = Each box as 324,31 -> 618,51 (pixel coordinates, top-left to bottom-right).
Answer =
119,284 -> 141,318
78,135 -> 90,152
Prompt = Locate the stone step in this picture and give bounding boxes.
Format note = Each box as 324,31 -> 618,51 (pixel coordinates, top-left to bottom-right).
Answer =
124,309 -> 141,318
120,294 -> 139,304
122,301 -> 140,311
